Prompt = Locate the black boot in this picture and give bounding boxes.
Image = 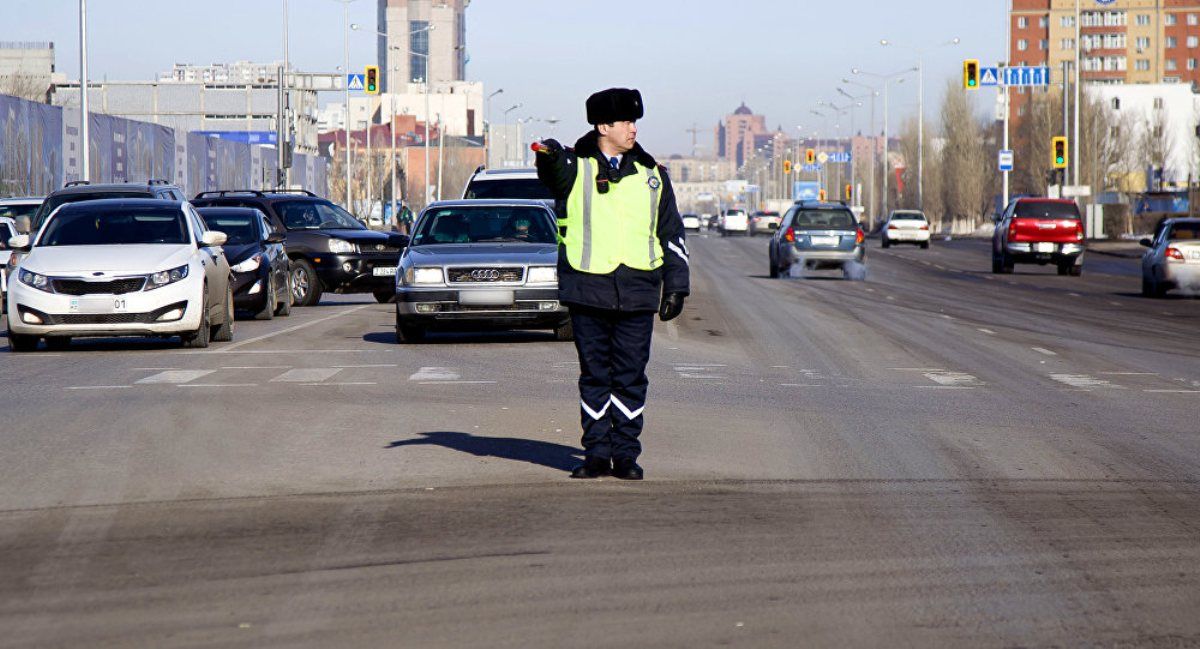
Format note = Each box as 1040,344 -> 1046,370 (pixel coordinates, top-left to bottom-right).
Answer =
612,457 -> 643,480
570,456 -> 611,479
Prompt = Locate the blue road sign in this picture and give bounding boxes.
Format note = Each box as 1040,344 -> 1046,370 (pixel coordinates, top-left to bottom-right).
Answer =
980,67 -> 1000,87
347,74 -> 365,91
801,164 -> 822,173
1000,66 -> 1050,87
998,149 -> 1014,172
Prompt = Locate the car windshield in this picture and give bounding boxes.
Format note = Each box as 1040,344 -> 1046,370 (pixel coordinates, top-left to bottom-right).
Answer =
791,209 -> 856,230
38,206 -> 189,246
464,178 -> 554,200
276,200 -> 364,230
1015,202 -> 1080,220
1167,222 -> 1200,240
412,206 -> 556,245
199,211 -> 260,245
0,203 -> 40,220
892,212 -> 927,221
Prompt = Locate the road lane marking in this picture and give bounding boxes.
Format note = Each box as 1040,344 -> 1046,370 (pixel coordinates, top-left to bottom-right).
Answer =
913,386 -> 975,390
780,383 -> 824,387
923,371 -> 983,387
178,383 -> 259,388
977,328 -> 996,335
136,370 -> 216,385
418,380 -> 497,385
272,368 -> 343,383
64,385 -> 132,390
1099,372 -> 1156,376
221,365 -> 293,370
332,364 -> 397,368
1109,301 -> 1121,306
1144,389 -> 1200,394
889,368 -> 946,372
1068,292 -> 1082,297
1032,347 -> 1057,356
133,367 -> 180,371
181,349 -> 387,355
216,304 -> 375,351
303,382 -> 377,386
1050,374 -> 1118,389
409,367 -> 460,381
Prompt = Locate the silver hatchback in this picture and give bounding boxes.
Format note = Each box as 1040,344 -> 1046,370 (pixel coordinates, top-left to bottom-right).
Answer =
768,202 -> 866,279
394,200 -> 570,343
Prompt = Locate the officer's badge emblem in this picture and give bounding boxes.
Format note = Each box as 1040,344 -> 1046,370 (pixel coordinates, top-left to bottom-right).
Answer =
647,176 -> 661,190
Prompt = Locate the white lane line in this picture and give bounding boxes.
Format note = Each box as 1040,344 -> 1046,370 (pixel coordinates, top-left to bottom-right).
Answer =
1099,372 -> 1157,376
332,364 -> 397,368
1068,292 -> 1082,297
1032,347 -> 1057,356
679,374 -> 725,379
977,328 -> 997,335
178,383 -> 259,388
886,296 -> 896,301
889,368 -> 946,372
1144,389 -> 1200,394
132,367 -> 180,371
913,386 -> 975,390
418,380 -> 497,385
940,314 -> 955,320
221,365 -> 292,370
780,383 -> 824,387
924,371 -> 983,387
272,368 -> 343,383
770,365 -> 790,369
136,370 -> 216,385
302,382 -> 377,386
64,385 -> 132,391
409,366 -> 461,381
1109,301 -> 1121,306
181,349 -> 385,355
216,304 -> 375,352
1050,374 -> 1118,389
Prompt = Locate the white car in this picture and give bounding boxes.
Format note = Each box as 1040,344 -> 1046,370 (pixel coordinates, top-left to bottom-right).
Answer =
6,199 -> 235,351
0,196 -> 43,232
882,210 -> 931,249
681,213 -> 701,231
1,216 -> 19,311
1141,217 -> 1200,297
720,209 -> 749,236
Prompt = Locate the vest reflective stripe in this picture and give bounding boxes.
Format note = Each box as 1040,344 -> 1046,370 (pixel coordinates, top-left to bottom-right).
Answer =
563,158 -> 664,274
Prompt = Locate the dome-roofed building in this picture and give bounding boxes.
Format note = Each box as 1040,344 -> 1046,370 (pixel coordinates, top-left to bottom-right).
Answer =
717,102 -> 767,167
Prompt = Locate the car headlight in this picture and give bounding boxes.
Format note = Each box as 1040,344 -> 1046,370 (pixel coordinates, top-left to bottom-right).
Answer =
527,266 -> 557,283
328,239 -> 357,254
404,267 -> 444,285
18,269 -> 51,292
146,264 -> 190,290
231,254 -> 262,273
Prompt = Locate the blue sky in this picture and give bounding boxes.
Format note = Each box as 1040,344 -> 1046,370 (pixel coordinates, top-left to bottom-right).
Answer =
4,0 -> 1007,154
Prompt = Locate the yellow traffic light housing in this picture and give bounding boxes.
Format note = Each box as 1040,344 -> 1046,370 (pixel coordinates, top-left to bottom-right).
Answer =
783,159 -> 792,175
818,189 -> 827,201
1051,136 -> 1068,169
365,65 -> 380,95
963,59 -> 979,90
844,184 -> 853,201
805,148 -> 815,165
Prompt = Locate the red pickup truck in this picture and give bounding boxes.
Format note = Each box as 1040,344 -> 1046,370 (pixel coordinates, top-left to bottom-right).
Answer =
992,197 -> 1085,276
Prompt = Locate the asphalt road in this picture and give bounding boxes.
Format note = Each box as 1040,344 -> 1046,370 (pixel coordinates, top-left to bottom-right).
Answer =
2,234 -> 1199,648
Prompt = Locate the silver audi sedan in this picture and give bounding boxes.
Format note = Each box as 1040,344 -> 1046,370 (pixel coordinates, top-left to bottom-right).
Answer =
393,199 -> 570,343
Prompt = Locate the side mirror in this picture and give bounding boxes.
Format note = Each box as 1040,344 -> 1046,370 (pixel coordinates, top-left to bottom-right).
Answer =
201,231 -> 227,247
388,233 -> 410,249
8,234 -> 31,251
15,215 -> 32,234
265,232 -> 286,245
1139,238 -> 1153,248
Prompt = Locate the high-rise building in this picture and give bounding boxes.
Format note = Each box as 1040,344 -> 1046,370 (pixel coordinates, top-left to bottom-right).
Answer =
1010,0 -> 1200,115
378,0 -> 469,93
716,103 -> 767,168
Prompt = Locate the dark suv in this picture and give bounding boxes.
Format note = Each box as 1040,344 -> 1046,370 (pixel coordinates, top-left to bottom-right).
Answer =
191,190 -> 408,306
30,180 -> 188,232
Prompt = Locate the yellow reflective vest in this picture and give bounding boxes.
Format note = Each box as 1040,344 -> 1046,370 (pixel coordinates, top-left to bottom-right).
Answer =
562,158 -> 664,274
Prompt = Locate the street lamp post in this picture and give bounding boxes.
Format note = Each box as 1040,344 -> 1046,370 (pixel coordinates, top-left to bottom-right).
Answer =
853,67 -> 913,221
502,103 -> 522,166
842,78 -> 881,218
880,37 -> 960,211
334,0 -> 356,212
486,88 -> 504,164
79,0 -> 90,182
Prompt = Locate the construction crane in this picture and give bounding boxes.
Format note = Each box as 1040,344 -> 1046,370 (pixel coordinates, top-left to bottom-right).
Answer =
686,124 -> 702,157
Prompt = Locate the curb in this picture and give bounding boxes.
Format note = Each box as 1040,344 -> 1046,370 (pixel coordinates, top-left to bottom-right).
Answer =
1086,246 -> 1142,260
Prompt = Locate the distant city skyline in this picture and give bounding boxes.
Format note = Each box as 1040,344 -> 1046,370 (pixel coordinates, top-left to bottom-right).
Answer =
2,0 -> 1007,154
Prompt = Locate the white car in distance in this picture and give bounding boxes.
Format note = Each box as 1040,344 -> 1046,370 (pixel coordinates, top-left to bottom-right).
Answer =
6,199 -> 235,351
720,209 -> 749,237
681,213 -> 701,231
882,210 -> 931,249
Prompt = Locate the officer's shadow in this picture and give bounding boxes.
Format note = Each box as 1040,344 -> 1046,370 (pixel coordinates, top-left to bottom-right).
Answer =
386,431 -> 582,472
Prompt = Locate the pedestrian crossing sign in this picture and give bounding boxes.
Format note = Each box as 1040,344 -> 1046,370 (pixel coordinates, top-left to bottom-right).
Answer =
347,74 -> 365,92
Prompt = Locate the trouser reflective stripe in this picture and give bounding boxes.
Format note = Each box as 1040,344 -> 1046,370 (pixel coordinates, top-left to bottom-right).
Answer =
581,158 -> 594,270
570,306 -> 654,461
647,168 -> 659,265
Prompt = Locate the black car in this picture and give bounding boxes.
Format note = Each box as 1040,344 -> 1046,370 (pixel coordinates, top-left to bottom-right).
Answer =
191,190 -> 409,306
197,207 -> 292,320
30,180 -> 189,232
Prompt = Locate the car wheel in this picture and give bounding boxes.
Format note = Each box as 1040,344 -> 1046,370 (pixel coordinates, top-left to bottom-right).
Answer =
7,330 -> 40,352
373,290 -> 395,304
254,276 -> 276,320
212,289 -> 235,342
1068,265 -> 1082,277
882,236 -> 890,249
1000,253 -> 1014,274
553,320 -> 574,342
1142,275 -> 1154,297
1151,271 -> 1167,297
44,337 -> 71,351
920,241 -> 929,250
291,259 -> 323,307
395,323 -> 425,344
180,300 -> 210,348
1057,262 -> 1070,276
769,260 -> 779,278
275,275 -> 293,317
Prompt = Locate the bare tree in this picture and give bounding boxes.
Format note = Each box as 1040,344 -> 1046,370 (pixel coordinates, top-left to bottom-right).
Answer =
1,75 -> 47,103
896,115 -> 946,228
1012,91 -> 1061,196
938,78 -> 990,232
1138,104 -> 1176,191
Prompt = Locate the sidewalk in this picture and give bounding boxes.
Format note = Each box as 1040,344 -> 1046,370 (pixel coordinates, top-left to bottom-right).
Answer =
1086,240 -> 1144,259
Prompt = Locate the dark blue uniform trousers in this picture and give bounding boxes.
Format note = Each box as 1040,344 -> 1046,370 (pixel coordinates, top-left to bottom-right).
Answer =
569,306 -> 655,461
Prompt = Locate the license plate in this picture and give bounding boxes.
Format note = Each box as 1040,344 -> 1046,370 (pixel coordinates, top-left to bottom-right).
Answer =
372,266 -> 397,277
70,297 -> 129,314
1191,251 -> 1200,260
809,236 -> 838,247
459,289 -> 514,306
1035,242 -> 1055,253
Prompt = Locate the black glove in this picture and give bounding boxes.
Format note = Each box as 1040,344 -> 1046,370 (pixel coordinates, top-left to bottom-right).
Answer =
659,292 -> 685,322
540,138 -> 564,158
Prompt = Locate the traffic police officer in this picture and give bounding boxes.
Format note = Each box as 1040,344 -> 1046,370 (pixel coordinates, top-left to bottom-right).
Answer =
535,88 -> 690,480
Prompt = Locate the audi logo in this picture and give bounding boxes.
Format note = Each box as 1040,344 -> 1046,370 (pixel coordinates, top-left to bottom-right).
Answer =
471,269 -> 501,280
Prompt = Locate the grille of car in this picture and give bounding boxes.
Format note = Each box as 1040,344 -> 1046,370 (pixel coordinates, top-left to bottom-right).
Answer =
48,313 -> 146,325
446,267 -> 524,283
52,278 -> 146,295
361,244 -> 402,254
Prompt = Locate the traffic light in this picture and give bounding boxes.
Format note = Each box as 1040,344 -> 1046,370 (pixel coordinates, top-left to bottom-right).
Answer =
805,148 -> 815,165
365,65 -> 380,95
783,159 -> 792,175
844,184 -> 853,201
818,189 -> 827,201
1051,136 -> 1068,169
963,59 -> 979,90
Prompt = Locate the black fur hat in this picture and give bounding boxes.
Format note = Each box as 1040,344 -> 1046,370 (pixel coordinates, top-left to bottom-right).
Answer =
586,88 -> 644,125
